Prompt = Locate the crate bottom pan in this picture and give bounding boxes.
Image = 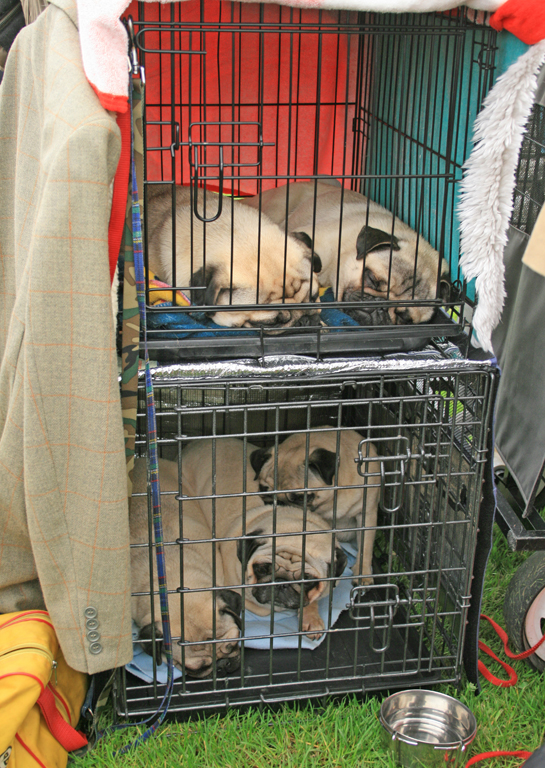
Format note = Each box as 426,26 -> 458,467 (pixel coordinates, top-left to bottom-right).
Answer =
115,606 -> 454,718
145,311 -> 462,363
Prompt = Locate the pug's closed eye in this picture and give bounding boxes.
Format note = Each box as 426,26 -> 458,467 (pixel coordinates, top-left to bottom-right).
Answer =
253,562 -> 272,580
364,269 -> 387,293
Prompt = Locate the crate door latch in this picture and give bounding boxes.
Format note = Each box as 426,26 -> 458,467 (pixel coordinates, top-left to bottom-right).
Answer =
187,121 -> 273,221
348,582 -> 400,653
355,435 -> 412,514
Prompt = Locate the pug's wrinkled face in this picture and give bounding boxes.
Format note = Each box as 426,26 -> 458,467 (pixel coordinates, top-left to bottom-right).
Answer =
139,589 -> 242,679
190,232 -> 322,329
236,528 -> 347,613
250,444 -> 339,516
340,225 -> 450,326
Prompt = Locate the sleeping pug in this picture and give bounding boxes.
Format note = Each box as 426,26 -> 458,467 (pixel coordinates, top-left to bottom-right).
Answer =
181,437 -> 347,639
242,180 -> 450,325
130,457 -> 242,678
146,185 -> 321,329
250,428 -> 380,585
220,502 -> 346,639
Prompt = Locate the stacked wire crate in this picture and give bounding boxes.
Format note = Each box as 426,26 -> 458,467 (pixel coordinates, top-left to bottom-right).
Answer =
115,0 -> 498,717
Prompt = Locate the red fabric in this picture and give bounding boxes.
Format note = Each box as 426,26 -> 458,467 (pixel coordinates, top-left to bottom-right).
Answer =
465,750 -> 532,767
91,82 -> 129,113
108,107 -> 131,283
490,0 -> 545,45
126,0 -> 363,196
51,687 -> 72,723
36,686 -> 88,751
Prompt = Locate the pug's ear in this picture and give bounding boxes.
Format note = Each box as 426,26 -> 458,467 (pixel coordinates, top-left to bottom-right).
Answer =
190,265 -> 219,306
236,529 -> 265,567
250,447 -> 272,479
356,225 -> 400,260
138,622 -> 163,665
309,448 -> 337,486
327,547 -> 348,588
218,589 -> 243,629
334,547 -> 348,579
440,277 -> 451,303
290,231 -> 322,274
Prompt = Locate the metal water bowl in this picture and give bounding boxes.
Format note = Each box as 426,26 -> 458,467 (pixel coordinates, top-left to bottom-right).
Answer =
380,689 -> 477,767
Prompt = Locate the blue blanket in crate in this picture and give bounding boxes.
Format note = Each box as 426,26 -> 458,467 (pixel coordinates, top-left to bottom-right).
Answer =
146,287 -> 361,339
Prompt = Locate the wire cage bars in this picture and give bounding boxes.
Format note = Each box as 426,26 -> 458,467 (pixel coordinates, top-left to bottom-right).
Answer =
116,354 -> 496,717
128,2 -> 498,361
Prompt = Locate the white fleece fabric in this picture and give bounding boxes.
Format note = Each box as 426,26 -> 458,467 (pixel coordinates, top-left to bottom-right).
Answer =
458,39 -> 545,353
75,0 -> 503,107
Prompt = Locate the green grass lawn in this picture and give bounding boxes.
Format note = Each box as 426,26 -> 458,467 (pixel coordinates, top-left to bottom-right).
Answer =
77,527 -> 545,767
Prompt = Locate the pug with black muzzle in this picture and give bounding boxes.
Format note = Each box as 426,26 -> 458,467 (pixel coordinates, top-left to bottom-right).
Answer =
221,503 -> 346,639
181,438 -> 347,639
146,185 -> 322,330
249,428 -> 380,585
242,180 -> 450,325
130,457 -> 242,679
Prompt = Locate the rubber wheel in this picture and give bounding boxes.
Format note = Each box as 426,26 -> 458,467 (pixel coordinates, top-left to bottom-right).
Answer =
503,551 -> 545,672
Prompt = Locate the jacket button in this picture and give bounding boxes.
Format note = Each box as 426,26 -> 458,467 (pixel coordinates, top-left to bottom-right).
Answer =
84,607 -> 98,619
89,642 -> 102,655
86,618 -> 100,631
87,630 -> 101,643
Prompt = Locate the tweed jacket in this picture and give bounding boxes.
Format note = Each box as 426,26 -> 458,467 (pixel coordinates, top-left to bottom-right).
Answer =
0,0 -> 132,673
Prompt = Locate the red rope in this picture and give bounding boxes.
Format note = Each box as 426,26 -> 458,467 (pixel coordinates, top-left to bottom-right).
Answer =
466,750 -> 532,767
464,614 -> 545,766
478,613 -> 545,687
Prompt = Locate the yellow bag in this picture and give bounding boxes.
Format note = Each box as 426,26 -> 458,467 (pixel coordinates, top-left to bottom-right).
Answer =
0,611 -> 89,768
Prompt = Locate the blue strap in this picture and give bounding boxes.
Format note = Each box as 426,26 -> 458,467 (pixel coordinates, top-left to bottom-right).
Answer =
97,72 -> 174,753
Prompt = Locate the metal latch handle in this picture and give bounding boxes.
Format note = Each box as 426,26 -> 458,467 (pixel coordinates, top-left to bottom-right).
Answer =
355,436 -> 412,514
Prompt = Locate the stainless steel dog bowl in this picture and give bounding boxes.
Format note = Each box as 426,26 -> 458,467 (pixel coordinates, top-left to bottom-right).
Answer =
380,689 -> 477,768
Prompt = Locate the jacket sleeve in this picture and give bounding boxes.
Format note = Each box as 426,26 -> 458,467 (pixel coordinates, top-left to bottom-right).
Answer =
0,1 -> 132,674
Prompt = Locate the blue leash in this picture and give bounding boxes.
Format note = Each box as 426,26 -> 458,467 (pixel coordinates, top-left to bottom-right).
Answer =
97,72 -> 174,753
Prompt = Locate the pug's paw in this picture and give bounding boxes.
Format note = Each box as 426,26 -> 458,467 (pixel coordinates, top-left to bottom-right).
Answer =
301,604 -> 325,640
351,575 -> 374,587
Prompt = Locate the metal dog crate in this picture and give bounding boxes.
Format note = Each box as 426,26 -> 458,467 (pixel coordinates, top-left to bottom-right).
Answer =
128,2 -> 498,361
115,349 -> 496,717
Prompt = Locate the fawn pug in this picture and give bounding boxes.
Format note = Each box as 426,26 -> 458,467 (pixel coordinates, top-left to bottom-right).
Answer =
243,180 -> 450,324
181,438 -> 347,639
146,185 -> 321,329
250,428 -> 380,585
130,457 -> 242,678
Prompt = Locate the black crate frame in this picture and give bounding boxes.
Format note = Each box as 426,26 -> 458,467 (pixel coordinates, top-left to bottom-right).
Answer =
116,357 -> 496,718
129,3 -> 498,361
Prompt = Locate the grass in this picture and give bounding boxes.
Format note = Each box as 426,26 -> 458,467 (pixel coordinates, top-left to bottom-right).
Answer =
76,527 -> 545,767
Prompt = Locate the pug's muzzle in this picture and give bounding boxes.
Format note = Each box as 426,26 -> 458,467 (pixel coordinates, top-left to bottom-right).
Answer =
251,562 -> 319,610
341,290 -> 393,326
245,308 -> 321,330
186,654 -> 240,679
